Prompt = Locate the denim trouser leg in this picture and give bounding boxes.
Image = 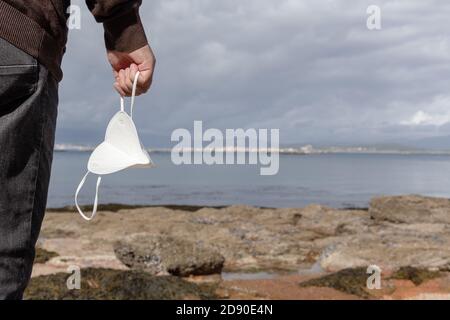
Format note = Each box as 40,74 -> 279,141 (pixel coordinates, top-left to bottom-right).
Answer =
0,37 -> 58,299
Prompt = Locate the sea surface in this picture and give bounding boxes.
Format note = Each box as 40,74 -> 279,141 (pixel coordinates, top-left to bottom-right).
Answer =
47,152 -> 450,209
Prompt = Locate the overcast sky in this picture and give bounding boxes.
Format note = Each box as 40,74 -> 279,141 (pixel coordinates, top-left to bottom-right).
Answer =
58,0 -> 450,147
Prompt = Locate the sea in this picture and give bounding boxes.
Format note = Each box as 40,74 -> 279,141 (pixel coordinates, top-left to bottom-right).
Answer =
47,151 -> 450,209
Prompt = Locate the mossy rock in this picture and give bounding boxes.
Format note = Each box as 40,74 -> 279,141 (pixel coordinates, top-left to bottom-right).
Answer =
24,268 -> 218,300
390,266 -> 442,286
299,267 -> 371,298
34,248 -> 59,264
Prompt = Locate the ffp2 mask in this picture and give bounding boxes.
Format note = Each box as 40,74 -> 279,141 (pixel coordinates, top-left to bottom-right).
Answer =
75,71 -> 153,220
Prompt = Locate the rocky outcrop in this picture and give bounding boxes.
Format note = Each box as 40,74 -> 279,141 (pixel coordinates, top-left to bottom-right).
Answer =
114,234 -> 225,276
369,195 -> 450,224
320,195 -> 450,271
32,196 -> 450,300
318,222 -> 450,271
299,267 -> 371,298
38,195 -> 450,277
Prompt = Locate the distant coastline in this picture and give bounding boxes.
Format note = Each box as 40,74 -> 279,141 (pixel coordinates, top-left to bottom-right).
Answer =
54,143 -> 450,156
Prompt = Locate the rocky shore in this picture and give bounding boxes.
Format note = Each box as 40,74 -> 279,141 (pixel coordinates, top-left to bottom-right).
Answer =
27,195 -> 450,300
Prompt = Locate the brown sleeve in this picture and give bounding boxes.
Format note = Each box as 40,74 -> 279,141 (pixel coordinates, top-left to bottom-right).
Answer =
85,0 -> 148,52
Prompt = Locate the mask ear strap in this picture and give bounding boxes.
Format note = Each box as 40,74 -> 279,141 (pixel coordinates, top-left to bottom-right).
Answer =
119,71 -> 140,118
120,96 -> 125,112
130,71 -> 140,119
75,171 -> 102,221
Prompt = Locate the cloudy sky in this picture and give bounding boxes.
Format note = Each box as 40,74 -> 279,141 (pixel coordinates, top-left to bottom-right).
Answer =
58,0 -> 450,147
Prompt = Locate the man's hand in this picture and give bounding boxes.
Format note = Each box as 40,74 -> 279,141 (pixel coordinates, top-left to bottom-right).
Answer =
107,44 -> 156,97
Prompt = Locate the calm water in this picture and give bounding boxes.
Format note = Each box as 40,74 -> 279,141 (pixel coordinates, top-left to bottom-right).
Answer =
47,152 -> 450,209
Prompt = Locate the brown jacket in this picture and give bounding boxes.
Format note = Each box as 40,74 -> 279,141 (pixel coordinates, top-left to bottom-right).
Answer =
0,0 -> 148,81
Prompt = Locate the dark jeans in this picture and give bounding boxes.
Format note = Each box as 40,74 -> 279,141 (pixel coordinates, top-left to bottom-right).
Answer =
0,37 -> 58,299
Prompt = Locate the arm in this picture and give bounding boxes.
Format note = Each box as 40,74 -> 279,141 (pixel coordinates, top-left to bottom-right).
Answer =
86,0 -> 156,96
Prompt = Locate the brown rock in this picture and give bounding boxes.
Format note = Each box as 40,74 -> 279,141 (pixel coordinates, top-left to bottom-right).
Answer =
319,222 -> 450,271
369,195 -> 450,224
114,233 -> 225,276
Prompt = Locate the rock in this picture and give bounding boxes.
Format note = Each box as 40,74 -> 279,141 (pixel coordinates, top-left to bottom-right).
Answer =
298,267 -> 450,300
24,268 -> 218,300
390,266 -> 442,286
39,204 -> 370,273
114,234 -> 225,276
39,199 -> 450,276
319,222 -> 450,272
295,204 -> 370,236
32,199 -> 450,299
369,195 -> 450,224
34,248 -> 59,264
299,267 -> 371,298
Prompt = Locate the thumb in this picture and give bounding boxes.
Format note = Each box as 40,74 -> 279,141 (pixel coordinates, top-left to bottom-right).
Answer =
138,69 -> 153,92
130,64 -> 151,88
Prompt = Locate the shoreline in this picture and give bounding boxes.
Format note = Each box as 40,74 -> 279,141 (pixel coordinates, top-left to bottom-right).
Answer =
46,203 -> 231,213
46,203 -> 369,213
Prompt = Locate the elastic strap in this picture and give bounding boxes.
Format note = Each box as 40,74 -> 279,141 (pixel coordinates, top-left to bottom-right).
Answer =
119,71 -> 140,118
75,171 -> 102,221
120,96 -> 125,112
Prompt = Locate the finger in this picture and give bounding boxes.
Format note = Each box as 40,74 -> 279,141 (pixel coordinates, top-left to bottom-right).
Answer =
130,65 -> 148,96
112,70 -> 121,87
114,82 -> 126,97
124,67 -> 134,93
129,64 -> 142,95
119,69 -> 131,96
130,63 -> 138,83
118,71 -> 127,96
136,70 -> 153,94
113,69 -> 119,80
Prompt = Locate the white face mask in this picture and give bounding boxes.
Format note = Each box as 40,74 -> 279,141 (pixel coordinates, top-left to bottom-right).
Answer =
75,71 -> 153,220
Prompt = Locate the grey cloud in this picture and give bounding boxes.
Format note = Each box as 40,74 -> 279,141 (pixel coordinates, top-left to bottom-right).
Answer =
57,0 -> 450,147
